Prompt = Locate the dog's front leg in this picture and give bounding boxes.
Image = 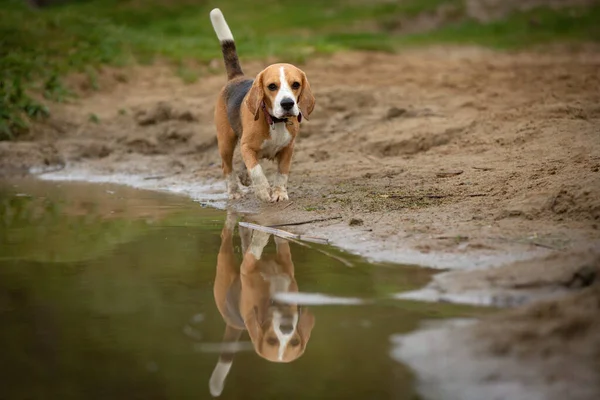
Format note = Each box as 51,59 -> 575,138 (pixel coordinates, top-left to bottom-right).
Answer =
275,236 -> 294,275
241,143 -> 272,202
241,230 -> 271,274
272,142 -> 293,202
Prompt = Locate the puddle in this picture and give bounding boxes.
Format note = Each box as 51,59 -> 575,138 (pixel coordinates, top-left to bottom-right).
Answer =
0,179 -> 489,399
39,167 -> 229,209
38,168 -> 549,271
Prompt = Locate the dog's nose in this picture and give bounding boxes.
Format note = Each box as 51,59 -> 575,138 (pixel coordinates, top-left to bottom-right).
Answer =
280,323 -> 294,334
280,98 -> 295,111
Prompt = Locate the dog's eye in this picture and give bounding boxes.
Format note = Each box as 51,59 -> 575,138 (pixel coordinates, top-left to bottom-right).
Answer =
289,338 -> 300,347
291,82 -> 301,90
267,83 -> 278,91
267,337 -> 278,346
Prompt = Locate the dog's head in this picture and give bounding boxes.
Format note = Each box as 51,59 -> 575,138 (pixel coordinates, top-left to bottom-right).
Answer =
245,302 -> 315,363
246,63 -> 315,122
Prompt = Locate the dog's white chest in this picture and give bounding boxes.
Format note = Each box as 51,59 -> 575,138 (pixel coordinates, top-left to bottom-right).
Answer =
260,123 -> 291,159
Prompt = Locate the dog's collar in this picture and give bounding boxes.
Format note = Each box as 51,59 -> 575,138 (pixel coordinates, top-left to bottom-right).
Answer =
261,102 -> 301,126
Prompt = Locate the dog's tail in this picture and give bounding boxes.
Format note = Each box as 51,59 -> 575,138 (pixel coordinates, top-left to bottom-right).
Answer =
210,8 -> 244,81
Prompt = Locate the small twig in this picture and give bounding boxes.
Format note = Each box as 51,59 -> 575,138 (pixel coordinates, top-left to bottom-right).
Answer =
495,236 -> 563,251
239,222 -> 298,239
268,216 -> 342,228
379,193 -> 486,199
288,238 -> 311,248
472,166 -> 494,171
296,235 -> 329,245
436,170 -> 463,178
530,241 -> 561,250
34,164 -> 66,175
384,194 -> 450,200
313,248 -> 355,267
435,235 -> 469,240
144,175 -> 167,180
288,238 -> 354,267
282,201 -> 295,210
238,222 -> 329,244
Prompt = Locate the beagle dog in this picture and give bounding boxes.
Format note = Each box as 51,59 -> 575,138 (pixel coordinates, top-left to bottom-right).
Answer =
209,213 -> 315,396
209,9 -> 315,203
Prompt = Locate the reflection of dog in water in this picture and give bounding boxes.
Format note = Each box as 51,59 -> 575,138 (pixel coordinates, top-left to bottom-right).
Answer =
210,213 -> 315,396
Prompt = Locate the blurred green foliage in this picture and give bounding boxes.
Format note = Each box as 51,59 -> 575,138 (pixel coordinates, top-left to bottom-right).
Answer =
0,78 -> 49,140
1,0 -> 598,139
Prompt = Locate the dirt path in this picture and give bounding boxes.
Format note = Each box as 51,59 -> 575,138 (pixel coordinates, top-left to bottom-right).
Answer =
8,46 -> 599,268
2,45 -> 600,399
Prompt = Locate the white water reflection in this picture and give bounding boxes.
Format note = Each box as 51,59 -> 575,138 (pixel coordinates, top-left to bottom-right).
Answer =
194,342 -> 255,353
393,288 -> 567,308
273,292 -> 366,305
40,168 -> 228,208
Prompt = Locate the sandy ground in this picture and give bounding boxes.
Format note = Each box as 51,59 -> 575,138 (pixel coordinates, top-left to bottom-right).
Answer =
392,265 -> 600,400
2,45 -> 600,398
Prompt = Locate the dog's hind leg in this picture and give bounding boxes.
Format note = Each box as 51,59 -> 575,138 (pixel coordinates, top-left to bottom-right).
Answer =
215,97 -> 243,200
218,134 -> 241,199
275,237 -> 294,276
237,162 -> 251,187
214,216 -> 238,309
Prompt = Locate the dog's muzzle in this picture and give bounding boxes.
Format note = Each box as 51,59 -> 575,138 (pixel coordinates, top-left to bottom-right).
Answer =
280,98 -> 295,111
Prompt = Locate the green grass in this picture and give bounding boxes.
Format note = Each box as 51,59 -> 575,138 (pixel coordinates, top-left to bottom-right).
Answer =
1,0 -> 599,139
396,6 -> 600,48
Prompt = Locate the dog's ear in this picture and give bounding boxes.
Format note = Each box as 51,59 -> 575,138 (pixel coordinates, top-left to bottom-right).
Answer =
298,72 -> 315,121
246,71 -> 264,121
297,307 -> 315,350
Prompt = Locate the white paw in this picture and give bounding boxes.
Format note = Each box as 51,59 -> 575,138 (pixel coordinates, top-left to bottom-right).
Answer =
252,230 -> 271,246
249,230 -> 271,259
270,187 -> 289,202
254,186 -> 272,202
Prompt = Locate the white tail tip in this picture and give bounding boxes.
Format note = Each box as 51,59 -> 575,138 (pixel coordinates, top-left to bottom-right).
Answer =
209,360 -> 233,397
210,8 -> 234,42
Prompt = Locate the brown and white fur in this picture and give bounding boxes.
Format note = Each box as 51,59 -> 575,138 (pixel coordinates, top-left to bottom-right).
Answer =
210,9 -> 315,203
209,213 -> 315,396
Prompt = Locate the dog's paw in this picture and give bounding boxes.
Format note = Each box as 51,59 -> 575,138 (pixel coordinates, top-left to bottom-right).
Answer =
251,230 -> 271,246
270,187 -> 289,202
238,168 -> 252,187
248,230 -> 271,259
254,186 -> 272,202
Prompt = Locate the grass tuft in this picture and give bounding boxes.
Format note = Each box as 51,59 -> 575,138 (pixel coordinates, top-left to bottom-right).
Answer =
1,79 -> 49,140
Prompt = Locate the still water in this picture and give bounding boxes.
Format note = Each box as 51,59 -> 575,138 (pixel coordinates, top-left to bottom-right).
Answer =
0,179 -> 483,400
